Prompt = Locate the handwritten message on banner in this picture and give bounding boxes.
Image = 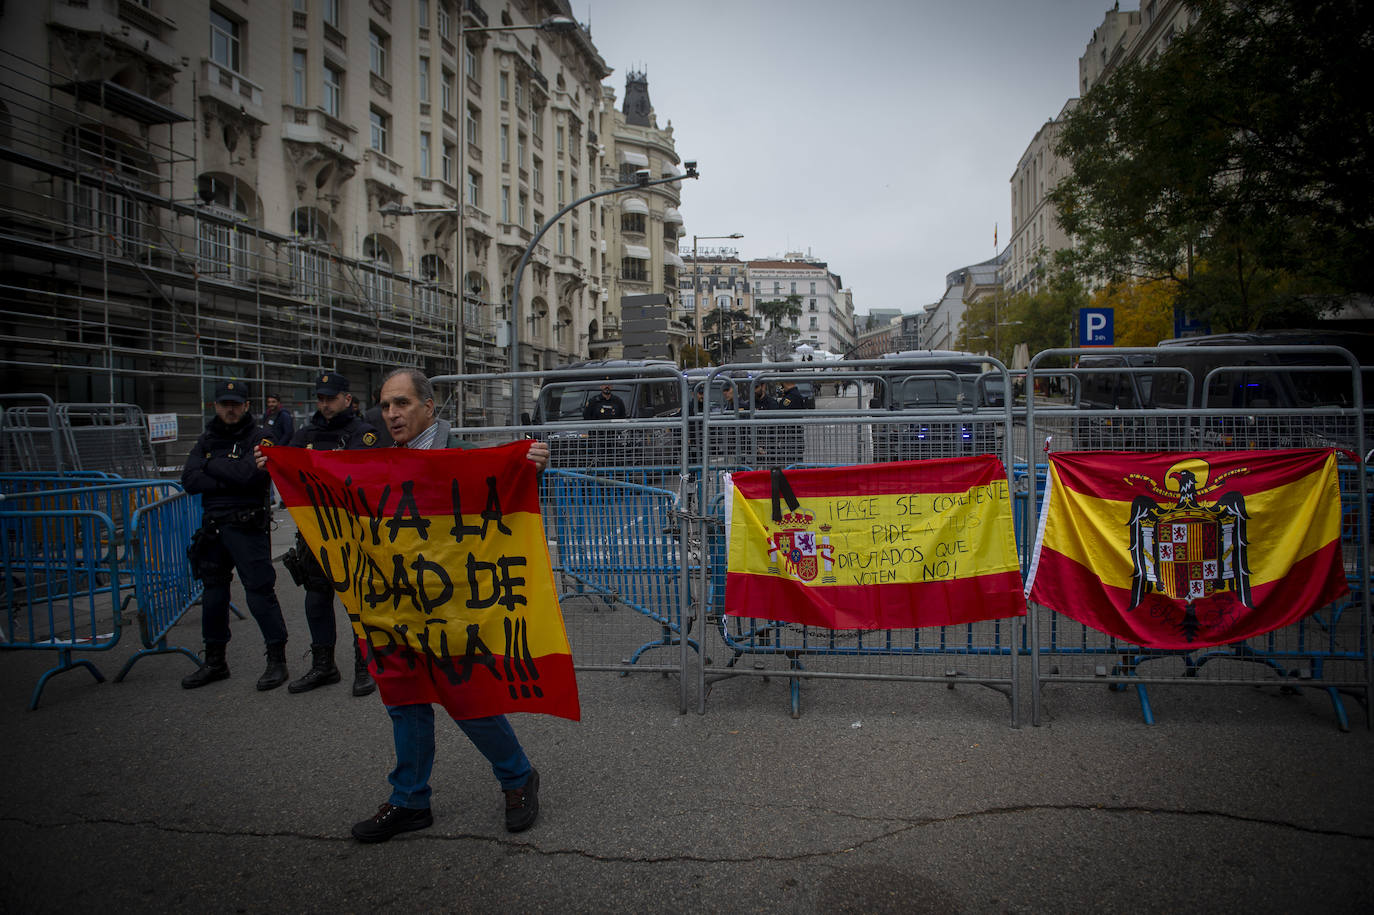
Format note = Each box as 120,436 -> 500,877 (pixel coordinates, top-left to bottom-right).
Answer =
267,442 -> 579,721
724,456 -> 1027,630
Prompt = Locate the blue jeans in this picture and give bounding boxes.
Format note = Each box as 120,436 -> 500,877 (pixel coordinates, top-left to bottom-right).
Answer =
386,703 -> 532,808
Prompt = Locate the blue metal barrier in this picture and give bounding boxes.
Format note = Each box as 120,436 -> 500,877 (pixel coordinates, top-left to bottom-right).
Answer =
542,469 -> 693,674
115,490 -> 203,681
1,508 -> 126,708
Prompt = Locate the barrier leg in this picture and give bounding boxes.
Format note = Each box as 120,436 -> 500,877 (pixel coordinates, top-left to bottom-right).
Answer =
1325,687 -> 1350,733
28,649 -> 105,710
114,640 -> 202,682
1136,682 -> 1155,725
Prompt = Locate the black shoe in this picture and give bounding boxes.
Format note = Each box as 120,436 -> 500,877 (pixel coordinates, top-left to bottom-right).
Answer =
504,768 -> 540,833
257,643 -> 289,691
351,803 -> 433,843
288,645 -> 340,694
352,643 -> 377,697
181,645 -> 229,689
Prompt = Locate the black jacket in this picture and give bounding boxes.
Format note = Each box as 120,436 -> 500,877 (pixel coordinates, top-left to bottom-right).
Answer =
288,408 -> 380,451
181,413 -> 275,517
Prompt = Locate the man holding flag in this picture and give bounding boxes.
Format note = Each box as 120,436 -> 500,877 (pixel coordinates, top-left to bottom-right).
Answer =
352,368 -> 550,841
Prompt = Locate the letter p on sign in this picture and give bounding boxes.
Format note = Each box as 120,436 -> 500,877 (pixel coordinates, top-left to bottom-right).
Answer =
1079,308 -> 1113,347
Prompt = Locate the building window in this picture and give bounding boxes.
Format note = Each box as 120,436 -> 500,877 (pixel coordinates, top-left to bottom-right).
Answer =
417,56 -> 430,102
437,2 -> 451,39
417,0 -> 429,27
465,105 -> 479,146
531,109 -> 542,140
419,131 -> 431,176
621,212 -> 645,234
369,109 -> 389,153
209,9 -> 241,72
291,50 -> 307,105
501,185 -> 510,222
555,125 -> 565,152
500,125 -> 509,162
499,71 -> 509,100
514,79 -> 522,109
467,170 -> 481,207
464,46 -> 477,81
621,257 -> 646,282
810,281 -> 816,293
556,169 -> 564,206
532,156 -> 542,188
518,191 -> 527,226
369,27 -> 389,78
517,132 -> 526,167
557,223 -> 565,255
323,0 -> 341,28
809,298 -> 817,311
362,235 -> 394,308
442,142 -> 454,183
773,281 -> 780,294
790,281 -> 797,294
323,62 -> 343,117
441,68 -> 454,112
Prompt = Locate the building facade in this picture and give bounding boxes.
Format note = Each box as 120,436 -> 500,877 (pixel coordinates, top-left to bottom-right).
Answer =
747,254 -> 855,358
679,247 -> 749,362
0,0 -> 642,449
594,71 -> 688,360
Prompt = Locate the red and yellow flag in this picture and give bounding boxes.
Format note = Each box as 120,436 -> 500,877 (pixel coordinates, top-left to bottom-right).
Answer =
725,456 -> 1026,629
267,442 -> 579,721
1024,450 -> 1349,649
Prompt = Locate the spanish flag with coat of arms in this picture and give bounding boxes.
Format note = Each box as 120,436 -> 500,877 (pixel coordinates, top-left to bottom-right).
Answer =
1024,449 -> 1349,649
725,456 -> 1026,629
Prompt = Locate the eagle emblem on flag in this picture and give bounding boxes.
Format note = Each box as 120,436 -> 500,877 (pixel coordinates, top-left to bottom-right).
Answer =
1126,459 -> 1253,642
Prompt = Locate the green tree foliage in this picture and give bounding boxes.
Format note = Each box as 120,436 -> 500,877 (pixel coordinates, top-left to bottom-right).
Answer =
678,344 -> 710,369
1089,278 -> 1178,346
957,254 -> 1086,365
1050,0 -> 1374,330
755,295 -> 803,332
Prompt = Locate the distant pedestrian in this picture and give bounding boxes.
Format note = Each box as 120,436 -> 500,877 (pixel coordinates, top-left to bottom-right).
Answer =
180,379 -> 290,691
262,393 -> 294,507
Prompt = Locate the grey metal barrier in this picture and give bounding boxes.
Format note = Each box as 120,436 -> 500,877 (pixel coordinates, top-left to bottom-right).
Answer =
0,394 -> 67,473
692,358 -> 1025,723
1025,345 -> 1371,730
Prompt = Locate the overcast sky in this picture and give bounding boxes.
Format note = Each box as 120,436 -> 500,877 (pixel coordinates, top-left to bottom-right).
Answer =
577,0 -> 1117,314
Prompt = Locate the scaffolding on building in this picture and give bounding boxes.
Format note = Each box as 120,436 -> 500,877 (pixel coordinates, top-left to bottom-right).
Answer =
1,44 -> 505,472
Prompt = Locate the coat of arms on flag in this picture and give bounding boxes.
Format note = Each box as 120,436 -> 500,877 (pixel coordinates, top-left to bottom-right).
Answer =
1025,450 -> 1349,649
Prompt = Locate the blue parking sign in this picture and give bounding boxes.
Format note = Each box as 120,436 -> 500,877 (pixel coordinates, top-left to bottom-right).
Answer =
1079,308 -> 1113,347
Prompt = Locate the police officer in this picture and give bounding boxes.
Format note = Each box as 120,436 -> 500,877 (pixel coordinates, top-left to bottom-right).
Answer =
582,383 -> 627,419
281,371 -> 381,696
775,379 -> 811,465
180,379 -> 290,690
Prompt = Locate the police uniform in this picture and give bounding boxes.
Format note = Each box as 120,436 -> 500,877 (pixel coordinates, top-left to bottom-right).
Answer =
282,371 -> 381,695
180,379 -> 290,690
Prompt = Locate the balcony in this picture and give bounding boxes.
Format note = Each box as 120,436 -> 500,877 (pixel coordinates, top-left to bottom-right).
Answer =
200,59 -> 267,126
463,0 -> 489,27
49,1 -> 180,67
364,149 -> 405,195
282,105 -> 359,162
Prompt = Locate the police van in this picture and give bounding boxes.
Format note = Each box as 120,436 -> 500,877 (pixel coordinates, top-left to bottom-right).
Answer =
527,359 -> 684,467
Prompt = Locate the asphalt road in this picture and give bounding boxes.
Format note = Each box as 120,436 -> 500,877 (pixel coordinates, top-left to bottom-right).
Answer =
3,515 -> 1373,913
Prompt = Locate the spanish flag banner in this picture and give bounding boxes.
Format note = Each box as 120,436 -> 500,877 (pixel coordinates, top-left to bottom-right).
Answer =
1024,450 -> 1349,649
266,442 -> 579,721
724,457 -> 1026,629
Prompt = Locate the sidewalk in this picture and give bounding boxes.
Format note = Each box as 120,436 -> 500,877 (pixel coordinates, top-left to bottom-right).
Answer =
3,571 -> 1373,912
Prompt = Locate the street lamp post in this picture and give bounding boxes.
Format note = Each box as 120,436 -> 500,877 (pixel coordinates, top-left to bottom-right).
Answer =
508,164 -> 700,425
691,232 -> 742,358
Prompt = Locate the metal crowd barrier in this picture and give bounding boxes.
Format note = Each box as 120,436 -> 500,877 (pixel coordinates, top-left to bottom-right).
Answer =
1025,346 -> 1371,731
1,475 -> 192,707
690,359 -> 1023,722
114,490 -> 204,682
1,507 -> 126,708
